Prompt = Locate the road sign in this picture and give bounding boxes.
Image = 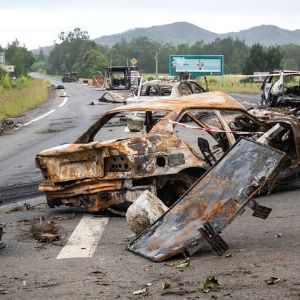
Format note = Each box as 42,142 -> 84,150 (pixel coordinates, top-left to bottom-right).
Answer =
130,58 -> 138,65
3,65 -> 14,72
169,55 -> 224,76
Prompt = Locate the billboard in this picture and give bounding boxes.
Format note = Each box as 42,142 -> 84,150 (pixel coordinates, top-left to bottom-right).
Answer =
169,55 -> 224,76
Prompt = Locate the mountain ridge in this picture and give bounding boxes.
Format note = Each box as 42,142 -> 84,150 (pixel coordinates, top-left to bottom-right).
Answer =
94,22 -> 300,47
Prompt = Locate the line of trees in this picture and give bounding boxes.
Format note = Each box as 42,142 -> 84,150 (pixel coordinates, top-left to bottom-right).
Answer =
35,28 -> 300,77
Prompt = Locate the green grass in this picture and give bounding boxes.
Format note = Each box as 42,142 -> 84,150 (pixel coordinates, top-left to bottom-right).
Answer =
143,73 -> 262,94
0,79 -> 48,120
200,75 -> 261,94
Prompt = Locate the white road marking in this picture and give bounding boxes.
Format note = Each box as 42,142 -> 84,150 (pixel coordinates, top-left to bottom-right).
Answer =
58,90 -> 69,107
59,97 -> 68,107
21,90 -> 69,127
22,109 -> 56,127
57,215 -> 109,259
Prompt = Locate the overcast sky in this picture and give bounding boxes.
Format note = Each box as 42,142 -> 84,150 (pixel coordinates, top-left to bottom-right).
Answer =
1,0 -> 300,49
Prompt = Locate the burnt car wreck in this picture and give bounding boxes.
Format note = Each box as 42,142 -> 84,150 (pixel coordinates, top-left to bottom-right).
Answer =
261,70 -> 300,107
36,91 -> 300,215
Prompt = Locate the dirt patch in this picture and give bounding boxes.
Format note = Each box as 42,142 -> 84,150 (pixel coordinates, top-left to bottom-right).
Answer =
36,121 -> 75,134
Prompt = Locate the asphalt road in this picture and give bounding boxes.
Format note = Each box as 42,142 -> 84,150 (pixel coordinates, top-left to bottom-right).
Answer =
0,78 -> 299,299
0,188 -> 299,299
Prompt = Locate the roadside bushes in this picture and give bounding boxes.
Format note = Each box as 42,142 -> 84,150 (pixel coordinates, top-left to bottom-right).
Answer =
0,70 -> 12,90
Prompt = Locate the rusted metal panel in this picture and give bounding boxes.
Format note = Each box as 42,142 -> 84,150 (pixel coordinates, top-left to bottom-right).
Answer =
127,138 -> 285,262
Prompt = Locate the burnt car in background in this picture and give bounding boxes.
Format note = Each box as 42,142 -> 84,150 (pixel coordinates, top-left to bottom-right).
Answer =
36,92 -> 300,213
261,70 -> 300,107
105,66 -> 141,90
123,79 -> 207,105
62,72 -> 79,83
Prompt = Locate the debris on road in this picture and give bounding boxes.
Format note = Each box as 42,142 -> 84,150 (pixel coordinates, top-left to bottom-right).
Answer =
265,277 -> 281,285
31,219 -> 60,243
162,282 -> 171,289
126,191 -> 168,235
223,253 -> 232,258
176,258 -> 190,269
201,276 -> 220,293
133,287 -> 147,295
98,91 -> 125,103
0,119 -> 21,134
275,233 -> 284,238
127,138 -> 285,261
0,287 -> 9,295
0,224 -> 5,249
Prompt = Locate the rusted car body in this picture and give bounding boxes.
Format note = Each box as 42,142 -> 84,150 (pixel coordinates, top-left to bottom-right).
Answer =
36,92 -> 300,212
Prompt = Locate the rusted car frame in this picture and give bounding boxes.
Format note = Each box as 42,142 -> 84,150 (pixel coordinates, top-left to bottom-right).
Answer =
36,92 -> 300,213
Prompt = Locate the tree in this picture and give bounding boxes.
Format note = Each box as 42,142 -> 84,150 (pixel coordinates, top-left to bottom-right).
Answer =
243,43 -> 268,74
38,48 -> 46,61
243,44 -> 283,74
5,40 -> 35,76
266,46 -> 283,70
48,28 -> 97,74
281,44 -> 300,70
74,50 -> 108,78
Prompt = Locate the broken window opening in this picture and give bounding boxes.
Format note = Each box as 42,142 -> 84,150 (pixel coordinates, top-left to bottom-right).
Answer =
92,111 -> 167,141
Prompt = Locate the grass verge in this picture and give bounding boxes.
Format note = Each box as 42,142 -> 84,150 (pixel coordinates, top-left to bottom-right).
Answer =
199,75 -> 261,94
0,79 -> 48,120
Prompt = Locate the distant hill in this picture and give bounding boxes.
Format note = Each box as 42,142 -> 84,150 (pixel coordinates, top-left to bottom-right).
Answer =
32,22 -> 300,54
220,25 -> 300,46
94,22 -> 218,47
94,22 -> 300,47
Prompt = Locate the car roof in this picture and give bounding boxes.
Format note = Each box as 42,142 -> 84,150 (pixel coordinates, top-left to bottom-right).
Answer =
111,91 -> 246,112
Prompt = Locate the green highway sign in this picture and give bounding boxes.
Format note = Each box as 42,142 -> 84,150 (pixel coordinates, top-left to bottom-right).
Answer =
169,55 -> 224,76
